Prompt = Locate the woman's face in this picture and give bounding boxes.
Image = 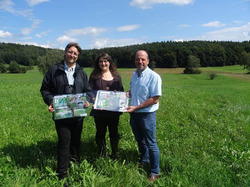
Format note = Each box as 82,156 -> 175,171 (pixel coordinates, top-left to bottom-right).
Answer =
98,57 -> 110,72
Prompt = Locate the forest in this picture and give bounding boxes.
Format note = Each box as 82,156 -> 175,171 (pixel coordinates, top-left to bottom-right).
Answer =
0,41 -> 250,73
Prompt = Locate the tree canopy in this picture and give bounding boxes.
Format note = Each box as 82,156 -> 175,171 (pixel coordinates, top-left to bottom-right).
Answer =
0,41 -> 250,74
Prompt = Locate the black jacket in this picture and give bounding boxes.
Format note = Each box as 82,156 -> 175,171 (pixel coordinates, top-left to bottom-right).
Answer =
40,60 -> 92,106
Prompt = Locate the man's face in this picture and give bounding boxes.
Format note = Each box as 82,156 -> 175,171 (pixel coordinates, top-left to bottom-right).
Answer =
135,51 -> 149,72
65,46 -> 79,65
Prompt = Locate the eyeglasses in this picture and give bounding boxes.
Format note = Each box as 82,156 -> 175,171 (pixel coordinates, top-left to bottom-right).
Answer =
67,51 -> 79,57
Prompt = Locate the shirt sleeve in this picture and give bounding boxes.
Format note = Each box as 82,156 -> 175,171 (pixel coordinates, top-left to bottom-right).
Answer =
40,67 -> 54,106
150,73 -> 162,97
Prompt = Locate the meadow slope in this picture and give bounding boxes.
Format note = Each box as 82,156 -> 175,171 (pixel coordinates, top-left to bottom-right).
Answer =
0,66 -> 249,186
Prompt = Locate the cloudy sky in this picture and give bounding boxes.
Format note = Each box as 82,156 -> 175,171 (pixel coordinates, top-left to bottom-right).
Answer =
0,0 -> 249,49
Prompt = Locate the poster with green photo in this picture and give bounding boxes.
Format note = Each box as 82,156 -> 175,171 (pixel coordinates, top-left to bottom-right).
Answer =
94,90 -> 129,112
53,93 -> 87,120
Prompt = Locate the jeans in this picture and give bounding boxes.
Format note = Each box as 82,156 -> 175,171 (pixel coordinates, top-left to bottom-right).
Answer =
130,112 -> 160,175
55,118 -> 83,179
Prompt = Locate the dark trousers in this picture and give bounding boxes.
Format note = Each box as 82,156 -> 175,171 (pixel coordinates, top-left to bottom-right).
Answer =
55,118 -> 83,179
94,116 -> 120,140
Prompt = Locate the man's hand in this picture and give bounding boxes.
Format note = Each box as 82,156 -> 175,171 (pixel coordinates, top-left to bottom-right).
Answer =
48,103 -> 54,112
126,96 -> 160,113
126,106 -> 137,113
84,101 -> 90,108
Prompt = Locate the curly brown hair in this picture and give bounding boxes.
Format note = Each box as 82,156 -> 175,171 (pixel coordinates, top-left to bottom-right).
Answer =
90,53 -> 119,79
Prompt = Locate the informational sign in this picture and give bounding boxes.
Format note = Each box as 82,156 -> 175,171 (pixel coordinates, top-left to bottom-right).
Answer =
94,90 -> 129,112
53,93 -> 87,120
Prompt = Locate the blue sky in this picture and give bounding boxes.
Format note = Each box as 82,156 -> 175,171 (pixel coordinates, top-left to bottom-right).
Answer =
0,0 -> 250,49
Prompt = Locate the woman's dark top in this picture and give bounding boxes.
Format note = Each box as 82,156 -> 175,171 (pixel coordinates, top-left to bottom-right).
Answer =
89,74 -> 124,117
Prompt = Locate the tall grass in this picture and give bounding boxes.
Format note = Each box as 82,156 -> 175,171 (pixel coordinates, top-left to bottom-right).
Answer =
0,66 -> 249,186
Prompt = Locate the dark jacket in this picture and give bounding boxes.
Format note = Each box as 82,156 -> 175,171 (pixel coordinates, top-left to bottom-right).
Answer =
40,60 -> 92,106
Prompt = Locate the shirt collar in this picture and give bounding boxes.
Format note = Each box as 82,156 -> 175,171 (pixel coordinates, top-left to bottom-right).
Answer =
136,66 -> 149,77
64,61 -> 76,72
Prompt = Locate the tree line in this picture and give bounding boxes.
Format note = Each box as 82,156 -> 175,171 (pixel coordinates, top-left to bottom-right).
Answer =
0,41 -> 250,74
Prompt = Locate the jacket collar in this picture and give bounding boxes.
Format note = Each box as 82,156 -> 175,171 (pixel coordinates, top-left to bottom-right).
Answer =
58,60 -> 81,71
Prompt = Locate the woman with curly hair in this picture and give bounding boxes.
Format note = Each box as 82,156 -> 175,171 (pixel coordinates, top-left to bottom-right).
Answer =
89,53 -> 124,158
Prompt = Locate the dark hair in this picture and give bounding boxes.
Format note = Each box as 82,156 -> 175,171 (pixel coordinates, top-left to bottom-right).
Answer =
64,42 -> 82,55
90,53 -> 119,79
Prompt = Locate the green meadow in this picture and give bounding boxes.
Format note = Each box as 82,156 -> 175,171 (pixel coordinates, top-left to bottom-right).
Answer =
0,66 -> 249,186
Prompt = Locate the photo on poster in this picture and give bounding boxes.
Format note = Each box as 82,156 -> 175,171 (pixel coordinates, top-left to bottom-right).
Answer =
94,90 -> 129,112
53,93 -> 87,120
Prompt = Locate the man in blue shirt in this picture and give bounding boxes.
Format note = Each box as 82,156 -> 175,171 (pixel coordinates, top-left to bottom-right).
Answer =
127,50 -> 162,182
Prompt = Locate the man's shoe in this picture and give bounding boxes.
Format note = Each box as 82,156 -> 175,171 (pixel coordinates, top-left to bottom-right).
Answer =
147,173 -> 160,182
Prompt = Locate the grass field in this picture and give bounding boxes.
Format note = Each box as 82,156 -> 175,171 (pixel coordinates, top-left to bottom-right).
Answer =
0,65 -> 249,186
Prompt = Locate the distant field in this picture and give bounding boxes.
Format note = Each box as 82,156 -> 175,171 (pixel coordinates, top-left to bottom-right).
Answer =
118,65 -> 250,82
0,66 -> 249,186
200,65 -> 250,82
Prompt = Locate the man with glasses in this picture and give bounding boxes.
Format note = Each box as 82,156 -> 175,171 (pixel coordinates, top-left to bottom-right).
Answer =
40,42 -> 91,182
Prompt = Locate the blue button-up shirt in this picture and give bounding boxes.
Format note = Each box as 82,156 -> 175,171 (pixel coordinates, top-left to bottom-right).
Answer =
64,61 -> 75,85
130,67 -> 162,113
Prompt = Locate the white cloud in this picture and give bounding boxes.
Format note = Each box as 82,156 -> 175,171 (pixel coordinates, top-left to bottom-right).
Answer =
56,27 -> 107,45
21,36 -> 32,40
57,26 -> 143,48
233,20 -> 244,25
26,0 -> 50,7
21,19 -> 42,35
17,41 -> 38,46
35,30 -> 50,38
199,22 -> 250,41
0,0 -> 14,13
91,38 -> 143,49
68,27 -> 107,37
0,0 -> 33,17
75,27 -> 106,36
117,25 -> 140,32
0,1 -> 41,37
29,40 -> 54,48
56,35 -> 77,44
178,24 -> 190,28
21,28 -> 33,35
174,39 -> 184,42
0,30 -> 12,37
12,41 -> 51,48
202,21 -> 226,28
130,0 -> 194,9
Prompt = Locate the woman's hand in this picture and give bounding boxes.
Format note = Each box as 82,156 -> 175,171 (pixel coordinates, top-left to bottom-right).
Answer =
126,91 -> 131,98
